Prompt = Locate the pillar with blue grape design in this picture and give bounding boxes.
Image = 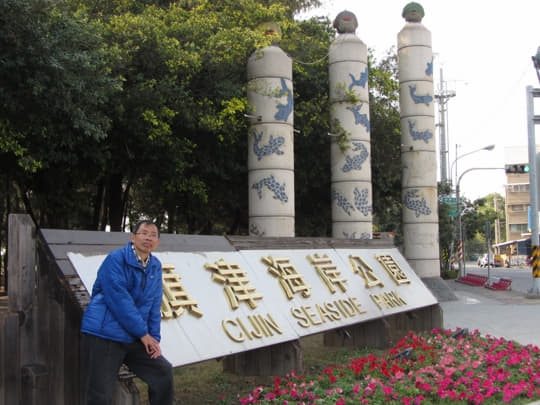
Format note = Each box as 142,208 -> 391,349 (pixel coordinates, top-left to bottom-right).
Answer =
329,10 -> 373,240
398,2 -> 440,277
247,43 -> 295,237
226,31 -> 302,377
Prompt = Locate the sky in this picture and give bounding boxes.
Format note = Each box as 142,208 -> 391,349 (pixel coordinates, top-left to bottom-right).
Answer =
299,0 -> 540,202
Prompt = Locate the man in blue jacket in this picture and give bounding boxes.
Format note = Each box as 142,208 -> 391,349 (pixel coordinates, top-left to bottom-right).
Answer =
81,220 -> 174,405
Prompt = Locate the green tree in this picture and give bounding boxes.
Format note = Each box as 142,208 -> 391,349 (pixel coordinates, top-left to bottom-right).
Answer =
1,0 -> 405,243
368,49 -> 402,235
438,181 -> 455,271
0,0 -> 120,228
463,193 -> 506,250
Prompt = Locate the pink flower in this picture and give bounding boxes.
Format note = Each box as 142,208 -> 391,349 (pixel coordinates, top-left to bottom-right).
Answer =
443,366 -> 456,377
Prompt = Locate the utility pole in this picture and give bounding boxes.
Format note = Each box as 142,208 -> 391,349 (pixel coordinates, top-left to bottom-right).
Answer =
527,85 -> 540,295
494,196 -> 500,245
435,68 -> 456,183
528,47 -> 540,295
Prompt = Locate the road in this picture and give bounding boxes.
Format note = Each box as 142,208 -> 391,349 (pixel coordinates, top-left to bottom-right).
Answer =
460,262 -> 537,294
441,261 -> 540,350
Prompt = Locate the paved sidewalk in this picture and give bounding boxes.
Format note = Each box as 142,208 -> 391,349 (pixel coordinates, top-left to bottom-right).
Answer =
440,279 -> 540,347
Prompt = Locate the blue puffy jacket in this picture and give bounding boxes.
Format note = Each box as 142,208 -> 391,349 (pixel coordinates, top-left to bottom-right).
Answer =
81,242 -> 163,343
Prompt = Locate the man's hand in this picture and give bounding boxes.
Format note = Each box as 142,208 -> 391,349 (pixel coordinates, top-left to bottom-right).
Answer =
140,334 -> 162,359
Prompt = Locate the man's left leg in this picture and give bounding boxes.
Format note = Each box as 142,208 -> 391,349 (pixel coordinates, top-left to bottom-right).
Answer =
124,342 -> 174,405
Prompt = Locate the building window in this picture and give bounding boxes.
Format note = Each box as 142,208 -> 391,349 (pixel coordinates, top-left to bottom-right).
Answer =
510,204 -> 527,211
507,184 -> 530,193
509,223 -> 528,233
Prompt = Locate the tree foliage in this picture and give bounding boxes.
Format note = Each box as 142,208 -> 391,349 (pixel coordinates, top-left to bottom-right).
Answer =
1,0 -> 404,260
0,0 -> 121,231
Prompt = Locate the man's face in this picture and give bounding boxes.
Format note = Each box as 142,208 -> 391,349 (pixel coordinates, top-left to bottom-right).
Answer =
130,223 -> 160,257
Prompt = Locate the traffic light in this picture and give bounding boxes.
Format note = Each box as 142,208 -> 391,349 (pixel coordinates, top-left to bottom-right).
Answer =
505,163 -> 530,173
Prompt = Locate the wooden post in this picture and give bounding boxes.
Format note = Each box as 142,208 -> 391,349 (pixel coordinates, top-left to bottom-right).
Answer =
8,214 -> 36,360
0,312 -> 20,405
7,214 -> 48,404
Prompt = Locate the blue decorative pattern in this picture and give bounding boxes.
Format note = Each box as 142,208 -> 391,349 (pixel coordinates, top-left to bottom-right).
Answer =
354,188 -> 372,216
408,120 -> 433,143
408,85 -> 433,106
331,188 -> 354,216
342,141 -> 369,172
252,130 -> 285,161
249,224 -> 265,237
348,67 -> 368,90
404,189 -> 432,217
252,175 -> 288,202
342,231 -> 370,240
425,56 -> 433,76
346,104 -> 370,132
332,187 -> 372,216
274,78 -> 293,122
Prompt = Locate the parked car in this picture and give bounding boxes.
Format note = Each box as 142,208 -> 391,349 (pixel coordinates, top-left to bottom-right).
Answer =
478,254 -> 489,267
478,253 -> 502,268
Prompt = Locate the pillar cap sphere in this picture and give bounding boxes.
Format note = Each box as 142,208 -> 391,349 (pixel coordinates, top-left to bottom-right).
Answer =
402,2 -> 425,23
333,10 -> 358,34
256,21 -> 282,44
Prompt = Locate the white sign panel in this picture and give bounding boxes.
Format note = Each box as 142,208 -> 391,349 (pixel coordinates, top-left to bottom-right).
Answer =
68,247 -> 437,367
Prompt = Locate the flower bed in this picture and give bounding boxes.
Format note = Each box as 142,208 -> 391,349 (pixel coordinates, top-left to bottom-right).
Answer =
234,328 -> 540,404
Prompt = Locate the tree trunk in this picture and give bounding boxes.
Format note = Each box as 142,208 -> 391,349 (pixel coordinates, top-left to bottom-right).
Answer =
108,174 -> 124,232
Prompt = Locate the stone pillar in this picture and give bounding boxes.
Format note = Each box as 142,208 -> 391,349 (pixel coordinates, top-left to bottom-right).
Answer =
398,2 -> 440,277
329,11 -> 372,240
247,45 -> 295,237
234,40 -> 301,376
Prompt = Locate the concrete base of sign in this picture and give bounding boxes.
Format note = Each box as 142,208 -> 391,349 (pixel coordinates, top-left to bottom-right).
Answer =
421,276 -> 458,302
323,304 -> 443,349
112,378 -> 141,405
223,339 -> 304,376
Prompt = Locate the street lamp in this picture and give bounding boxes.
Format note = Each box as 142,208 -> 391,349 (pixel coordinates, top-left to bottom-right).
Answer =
456,167 -> 505,278
533,46 -> 540,84
449,145 -> 495,275
450,144 -> 496,186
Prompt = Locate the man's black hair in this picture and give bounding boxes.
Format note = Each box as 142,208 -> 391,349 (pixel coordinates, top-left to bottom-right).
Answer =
132,219 -> 160,237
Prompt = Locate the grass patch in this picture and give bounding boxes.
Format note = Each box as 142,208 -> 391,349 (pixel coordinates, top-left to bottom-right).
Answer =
441,268 -> 459,280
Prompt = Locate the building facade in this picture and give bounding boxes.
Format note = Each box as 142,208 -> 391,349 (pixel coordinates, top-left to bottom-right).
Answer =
504,145 -> 538,242
505,172 -> 530,242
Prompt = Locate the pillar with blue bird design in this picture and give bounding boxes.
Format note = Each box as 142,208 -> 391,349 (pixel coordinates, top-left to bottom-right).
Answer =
398,2 -> 440,277
329,10 -> 373,240
247,44 -> 295,237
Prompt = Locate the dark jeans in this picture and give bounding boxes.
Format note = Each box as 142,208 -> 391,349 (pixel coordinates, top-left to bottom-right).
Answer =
81,333 -> 174,405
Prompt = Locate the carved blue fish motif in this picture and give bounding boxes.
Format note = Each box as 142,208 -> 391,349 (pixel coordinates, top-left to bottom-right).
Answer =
404,189 -> 432,217
425,56 -> 433,76
408,85 -> 433,106
348,67 -> 368,90
252,175 -> 288,202
252,130 -> 285,161
408,120 -> 433,143
346,104 -> 370,132
274,78 -> 293,122
342,142 -> 369,172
